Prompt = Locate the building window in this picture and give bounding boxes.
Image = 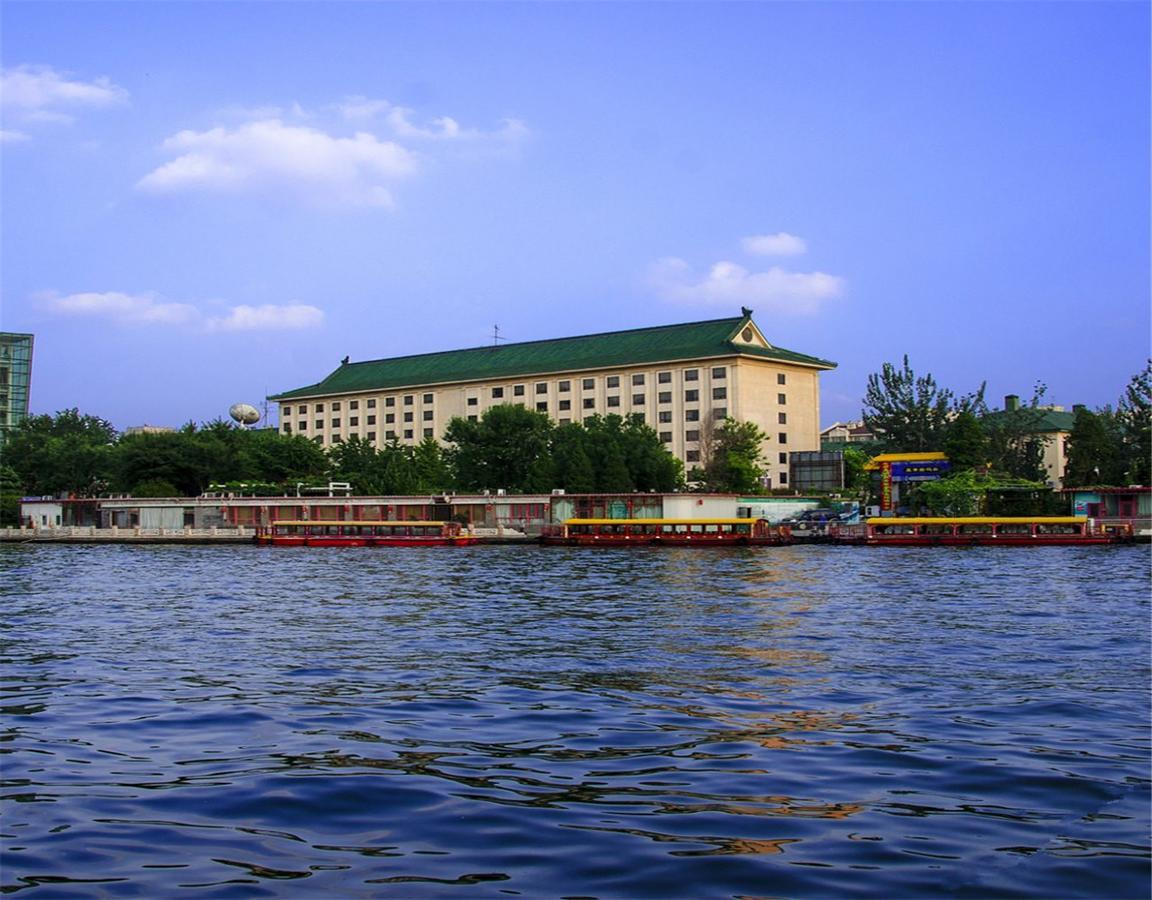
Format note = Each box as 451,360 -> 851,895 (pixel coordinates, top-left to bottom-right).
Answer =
367,399 -> 376,408
778,412 -> 787,424
607,396 -> 620,408
423,410 -> 433,421
684,369 -> 699,382
282,424 -> 291,433
350,400 -> 359,410
632,373 -> 645,386
779,452 -> 788,464
492,387 -> 504,399
778,373 -> 787,385
299,422 -> 307,431
315,403 -> 325,413
367,415 -> 376,425
559,400 -> 571,411
712,367 -> 726,379
514,384 -> 525,396
401,395 -> 411,406
559,380 -> 571,392
423,428 -> 433,438
779,472 -> 788,485
367,432 -> 376,442
658,371 -> 671,384
658,391 -> 672,404
779,432 -> 788,444
685,389 -> 699,402
632,394 -> 645,405
536,383 -> 548,395
468,415 -> 478,422
712,387 -> 727,400
778,393 -> 787,404
331,435 -> 342,443
660,431 -> 672,442
297,405 -> 307,414
423,393 -> 433,404
686,450 -> 700,463
385,413 -> 395,424
385,397 -> 396,407
685,409 -> 700,422
404,412 -> 414,423
386,430 -> 397,440
606,376 -> 620,388
314,420 -> 323,430
658,411 -> 672,424
404,429 -> 413,440
536,402 -> 548,412
332,402 -> 341,412
350,417 -> 359,426
632,413 -> 646,423
583,398 -> 595,409
686,430 -> 700,442
582,378 -> 595,390
331,419 -> 341,428
467,397 -> 478,407
713,408 -> 727,420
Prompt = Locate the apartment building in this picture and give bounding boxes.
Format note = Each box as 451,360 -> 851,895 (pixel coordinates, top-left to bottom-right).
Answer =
269,310 -> 835,488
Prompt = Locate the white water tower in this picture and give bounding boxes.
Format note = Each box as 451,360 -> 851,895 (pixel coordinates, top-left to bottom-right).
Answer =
229,402 -> 261,428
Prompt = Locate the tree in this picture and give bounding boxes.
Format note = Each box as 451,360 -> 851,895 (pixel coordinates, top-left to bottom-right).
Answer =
1064,407 -> 1125,488
699,418 -> 767,493
443,404 -> 554,492
1117,361 -> 1151,484
982,385 -> 1050,483
862,356 -> 984,451
943,410 -> 989,472
4,408 -> 117,496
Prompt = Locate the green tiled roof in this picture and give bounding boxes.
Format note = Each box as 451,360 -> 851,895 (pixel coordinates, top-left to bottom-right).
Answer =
982,407 -> 1076,433
270,313 -> 836,401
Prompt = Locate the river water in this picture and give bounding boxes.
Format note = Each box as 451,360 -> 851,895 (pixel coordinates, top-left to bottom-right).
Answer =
2,543 -> 1149,898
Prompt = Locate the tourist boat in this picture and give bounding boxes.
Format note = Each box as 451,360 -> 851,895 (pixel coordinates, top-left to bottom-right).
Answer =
540,518 -> 791,547
255,520 -> 478,547
829,516 -> 1130,547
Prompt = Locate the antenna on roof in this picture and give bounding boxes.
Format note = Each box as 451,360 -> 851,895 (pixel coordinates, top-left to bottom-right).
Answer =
492,325 -> 506,346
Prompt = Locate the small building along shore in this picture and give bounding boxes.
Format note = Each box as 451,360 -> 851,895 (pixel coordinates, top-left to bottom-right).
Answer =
268,309 -> 836,491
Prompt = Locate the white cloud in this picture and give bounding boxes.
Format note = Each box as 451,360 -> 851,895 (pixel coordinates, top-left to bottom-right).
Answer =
0,129 -> 31,143
136,119 -> 417,207
206,304 -> 325,332
646,257 -> 845,315
44,291 -> 200,325
337,94 -> 529,143
742,232 -> 808,257
41,290 -> 324,333
0,64 -> 127,125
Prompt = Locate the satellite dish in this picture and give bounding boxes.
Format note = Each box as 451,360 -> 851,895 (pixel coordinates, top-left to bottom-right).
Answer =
229,402 -> 261,426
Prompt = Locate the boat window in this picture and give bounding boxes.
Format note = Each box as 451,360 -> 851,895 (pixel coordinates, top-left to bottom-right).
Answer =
919,525 -> 954,535
996,524 -> 1032,535
876,524 -> 915,535
958,524 -> 994,535
1037,523 -> 1081,534
703,524 -> 720,533
735,523 -> 750,535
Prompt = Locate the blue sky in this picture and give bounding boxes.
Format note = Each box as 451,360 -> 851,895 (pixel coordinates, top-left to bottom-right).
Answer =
2,1 -> 1148,430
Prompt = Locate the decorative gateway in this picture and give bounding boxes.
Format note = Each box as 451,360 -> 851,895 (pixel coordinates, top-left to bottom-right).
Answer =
255,520 -> 478,547
540,518 -> 792,547
830,517 -> 1131,547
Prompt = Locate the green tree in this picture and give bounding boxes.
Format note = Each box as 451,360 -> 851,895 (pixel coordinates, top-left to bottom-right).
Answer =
1064,407 -> 1125,487
0,464 -> 22,525
862,356 -> 984,451
943,410 -> 989,472
700,418 -> 768,493
1117,361 -> 1151,484
5,409 -> 117,496
443,404 -> 554,492
551,424 -> 597,493
982,385 -> 1050,482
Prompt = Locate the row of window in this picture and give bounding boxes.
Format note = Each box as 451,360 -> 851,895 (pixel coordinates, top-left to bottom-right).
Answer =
288,370 -> 794,417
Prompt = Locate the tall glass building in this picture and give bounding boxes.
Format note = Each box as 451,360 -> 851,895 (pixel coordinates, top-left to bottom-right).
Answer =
0,333 -> 34,446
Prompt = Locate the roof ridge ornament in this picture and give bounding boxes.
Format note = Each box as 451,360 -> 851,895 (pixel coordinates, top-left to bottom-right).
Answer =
741,307 -> 753,318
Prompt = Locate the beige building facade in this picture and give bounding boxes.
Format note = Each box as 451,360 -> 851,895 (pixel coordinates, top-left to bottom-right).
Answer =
270,311 -> 835,489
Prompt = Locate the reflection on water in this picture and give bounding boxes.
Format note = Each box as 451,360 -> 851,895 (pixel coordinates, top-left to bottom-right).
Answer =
1,543 -> 1149,897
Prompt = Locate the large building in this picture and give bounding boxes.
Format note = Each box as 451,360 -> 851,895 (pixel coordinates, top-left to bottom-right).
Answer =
0,332 -> 34,447
269,310 -> 835,488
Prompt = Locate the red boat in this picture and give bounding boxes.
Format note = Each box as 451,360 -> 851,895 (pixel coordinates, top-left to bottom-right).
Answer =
540,518 -> 791,547
255,520 -> 478,547
830,516 -> 1129,547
